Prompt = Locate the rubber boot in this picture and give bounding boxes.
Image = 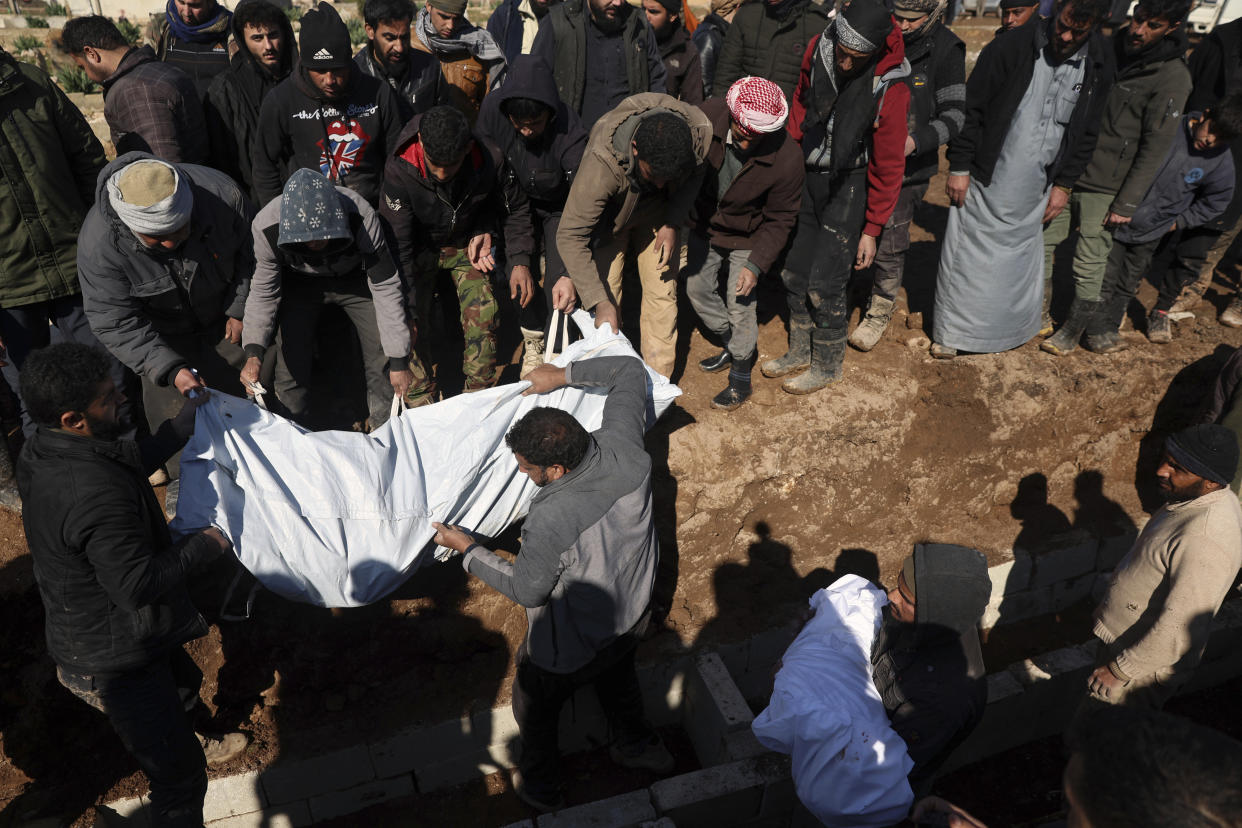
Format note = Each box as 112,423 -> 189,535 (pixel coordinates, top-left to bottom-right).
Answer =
782,330 -> 846,395
519,327 -> 545,379
1040,298 -> 1099,356
698,334 -> 732,373
1083,293 -> 1130,354
711,353 -> 754,411
848,295 -> 895,352
761,312 -> 812,378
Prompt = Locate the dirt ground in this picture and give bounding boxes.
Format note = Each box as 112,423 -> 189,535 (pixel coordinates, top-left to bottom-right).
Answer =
5,17 -> 1242,826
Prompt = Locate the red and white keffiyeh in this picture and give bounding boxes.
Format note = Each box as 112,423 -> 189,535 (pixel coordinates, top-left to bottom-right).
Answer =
726,76 -> 789,135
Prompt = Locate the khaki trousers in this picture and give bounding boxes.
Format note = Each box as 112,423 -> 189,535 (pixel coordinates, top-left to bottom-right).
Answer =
593,206 -> 679,377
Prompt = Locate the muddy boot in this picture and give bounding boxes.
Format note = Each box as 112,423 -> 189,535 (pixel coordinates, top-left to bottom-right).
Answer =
519,327 -> 545,379
761,313 -> 812,378
848,295 -> 895,352
1146,308 -> 1172,344
1169,267 -> 1214,313
1221,294 -> 1242,328
782,331 -> 845,395
1040,298 -> 1099,356
1083,293 -> 1130,354
1040,287 -> 1054,337
711,353 -> 754,411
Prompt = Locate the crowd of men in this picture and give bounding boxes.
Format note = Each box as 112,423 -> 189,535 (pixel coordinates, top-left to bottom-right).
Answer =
5,0 -> 1242,823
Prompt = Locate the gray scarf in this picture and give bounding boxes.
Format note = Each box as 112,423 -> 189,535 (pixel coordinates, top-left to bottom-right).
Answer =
416,7 -> 507,89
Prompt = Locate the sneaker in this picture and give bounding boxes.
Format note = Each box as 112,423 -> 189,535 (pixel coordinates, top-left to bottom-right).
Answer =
197,731 -> 248,767
511,768 -> 565,812
1147,309 -> 1172,344
609,735 -> 675,774
1222,296 -> 1242,328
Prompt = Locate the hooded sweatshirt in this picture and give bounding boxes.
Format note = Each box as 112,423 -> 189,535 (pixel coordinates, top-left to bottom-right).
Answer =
204,1 -> 297,201
243,170 -> 410,368
379,113 -> 534,310
252,65 -> 404,207
476,54 -> 588,210
871,543 -> 990,797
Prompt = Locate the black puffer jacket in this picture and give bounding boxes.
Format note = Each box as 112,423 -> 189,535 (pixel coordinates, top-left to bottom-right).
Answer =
712,0 -> 829,101
203,0 -> 296,202
18,424 -> 215,674
476,54 -> 587,210
379,113 -> 534,300
872,543 -> 991,797
692,12 -> 728,98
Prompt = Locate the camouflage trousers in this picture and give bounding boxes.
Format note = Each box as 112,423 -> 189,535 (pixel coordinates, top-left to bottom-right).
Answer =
406,248 -> 498,405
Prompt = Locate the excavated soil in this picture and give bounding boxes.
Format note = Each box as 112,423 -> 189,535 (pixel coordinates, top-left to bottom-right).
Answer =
4,19 -> 1241,826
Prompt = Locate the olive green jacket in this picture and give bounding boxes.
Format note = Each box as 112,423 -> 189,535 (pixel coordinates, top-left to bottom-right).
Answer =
0,50 -> 106,307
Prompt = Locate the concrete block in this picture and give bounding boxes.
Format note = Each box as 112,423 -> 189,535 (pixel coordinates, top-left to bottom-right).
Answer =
985,669 -> 1024,702
983,585 -> 1055,629
537,790 -> 656,828
499,821 -> 536,828
473,705 -> 521,749
369,724 -> 431,779
685,652 -> 755,767
204,770 -> 265,822
713,640 -> 749,680
206,801 -> 312,828
1053,573 -> 1095,609
46,15 -> 68,26
1095,533 -> 1135,570
307,775 -> 415,821
1027,535 -> 1097,589
261,744 -> 376,805
723,728 -> 769,762
414,743 -> 516,792
759,772 -> 796,819
639,819 -> 677,828
100,797 -> 150,826
650,759 -> 767,827
987,555 -> 1032,600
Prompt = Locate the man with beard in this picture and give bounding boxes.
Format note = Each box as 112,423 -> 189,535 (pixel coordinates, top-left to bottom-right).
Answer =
252,2 -> 403,207
356,0 -> 441,121
997,0 -> 1041,34
1041,0 -> 1190,356
488,0 -> 560,62
1087,424 -> 1242,708
412,0 -> 508,125
431,357 -> 673,813
930,0 -> 1113,359
642,0 -> 703,105
204,0 -> 295,202
77,154 -> 254,515
850,0 -> 965,353
532,0 -> 667,131
712,0 -> 828,102
762,0 -> 909,394
147,0 -> 235,99
872,543 -> 990,797
17,343 -> 240,827
476,54 -> 588,376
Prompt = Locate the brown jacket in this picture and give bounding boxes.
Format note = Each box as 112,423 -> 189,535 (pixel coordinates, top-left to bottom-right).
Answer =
557,93 -> 711,310
692,97 -> 802,276
413,38 -> 489,125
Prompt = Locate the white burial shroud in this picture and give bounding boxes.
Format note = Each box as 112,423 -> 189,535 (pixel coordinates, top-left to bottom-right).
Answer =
170,311 -> 681,607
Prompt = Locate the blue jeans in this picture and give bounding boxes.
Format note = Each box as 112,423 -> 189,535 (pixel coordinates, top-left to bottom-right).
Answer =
0,294 -> 134,437
684,234 -> 757,360
57,648 -> 207,826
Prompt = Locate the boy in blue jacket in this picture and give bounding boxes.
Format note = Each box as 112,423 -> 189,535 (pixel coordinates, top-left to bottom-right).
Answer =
1076,96 -> 1242,353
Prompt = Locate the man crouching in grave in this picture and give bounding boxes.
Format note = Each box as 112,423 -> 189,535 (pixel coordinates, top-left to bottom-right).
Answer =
873,543 -> 991,798
432,356 -> 673,812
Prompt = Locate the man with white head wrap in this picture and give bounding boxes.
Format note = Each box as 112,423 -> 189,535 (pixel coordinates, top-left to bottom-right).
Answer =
78,152 -> 257,511
686,76 -> 804,410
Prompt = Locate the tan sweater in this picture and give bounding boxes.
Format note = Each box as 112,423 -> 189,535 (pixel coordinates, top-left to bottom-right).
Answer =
1094,487 -> 1242,684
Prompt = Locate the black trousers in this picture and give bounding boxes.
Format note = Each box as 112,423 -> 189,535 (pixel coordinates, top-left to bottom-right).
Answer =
1100,226 -> 1220,312
781,169 -> 869,338
511,630 -> 652,798
57,647 -> 207,827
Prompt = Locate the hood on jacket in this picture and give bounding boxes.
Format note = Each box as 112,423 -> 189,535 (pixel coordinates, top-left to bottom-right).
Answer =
493,53 -> 562,113
599,93 -> 712,177
908,543 -> 990,636
277,169 -> 350,248
392,112 -> 488,185
229,0 -> 297,79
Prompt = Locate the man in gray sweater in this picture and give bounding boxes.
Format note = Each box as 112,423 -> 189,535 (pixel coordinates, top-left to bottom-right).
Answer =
1088,424 -> 1242,708
433,355 -> 672,812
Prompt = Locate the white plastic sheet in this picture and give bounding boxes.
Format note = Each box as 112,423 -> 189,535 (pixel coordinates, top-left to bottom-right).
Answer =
170,311 -> 681,607
751,575 -> 914,827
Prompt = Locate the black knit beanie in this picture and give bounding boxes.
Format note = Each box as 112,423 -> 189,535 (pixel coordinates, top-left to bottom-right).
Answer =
837,0 -> 895,53
1166,424 -> 1239,487
300,2 -> 352,71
